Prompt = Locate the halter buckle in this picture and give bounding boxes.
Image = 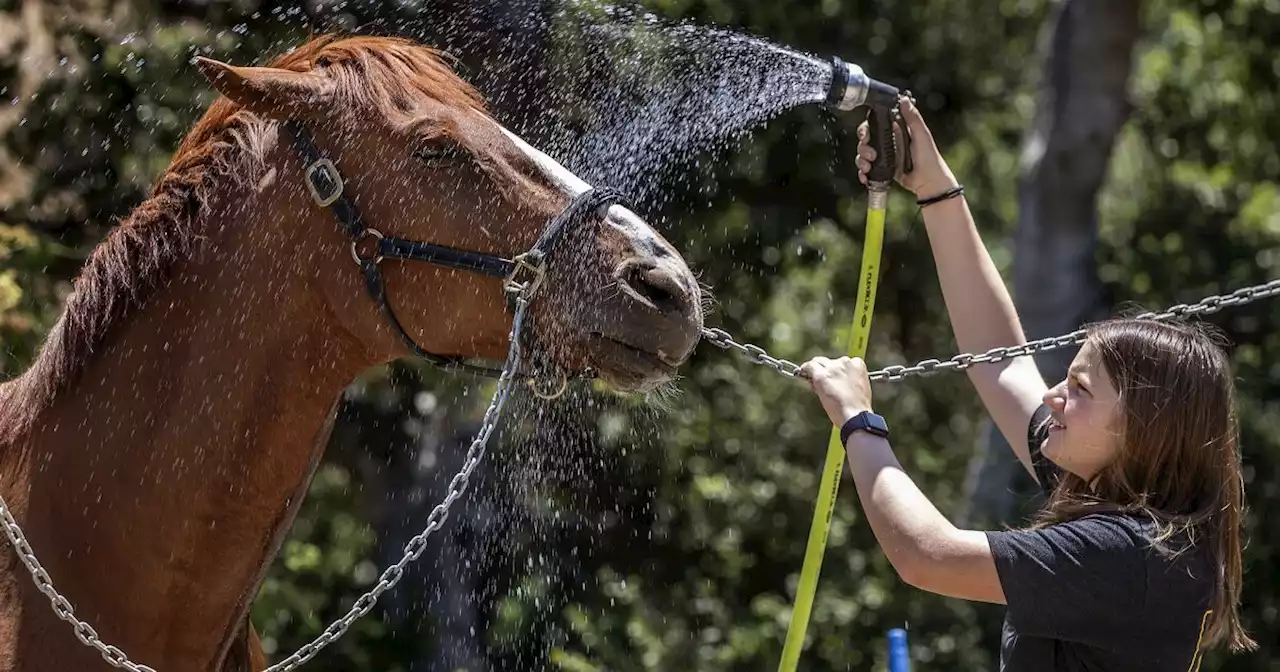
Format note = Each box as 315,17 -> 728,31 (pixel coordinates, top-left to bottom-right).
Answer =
305,158 -> 344,207
504,253 -> 546,298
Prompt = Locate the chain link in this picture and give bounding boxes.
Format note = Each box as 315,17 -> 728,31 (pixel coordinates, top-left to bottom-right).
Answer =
701,278 -> 1280,382
0,294 -> 535,672
700,327 -> 805,377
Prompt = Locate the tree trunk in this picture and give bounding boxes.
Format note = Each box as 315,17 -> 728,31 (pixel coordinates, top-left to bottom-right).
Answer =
959,0 -> 1142,527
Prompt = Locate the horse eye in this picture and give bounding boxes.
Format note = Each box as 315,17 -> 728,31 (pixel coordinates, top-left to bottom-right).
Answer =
413,145 -> 465,169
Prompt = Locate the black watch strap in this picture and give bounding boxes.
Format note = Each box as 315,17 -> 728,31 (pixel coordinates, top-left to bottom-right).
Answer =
840,411 -> 890,445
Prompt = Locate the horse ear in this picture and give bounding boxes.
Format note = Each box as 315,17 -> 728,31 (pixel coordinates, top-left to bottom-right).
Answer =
195,56 -> 334,119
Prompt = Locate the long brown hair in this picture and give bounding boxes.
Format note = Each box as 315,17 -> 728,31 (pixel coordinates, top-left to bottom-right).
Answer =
1033,317 -> 1255,653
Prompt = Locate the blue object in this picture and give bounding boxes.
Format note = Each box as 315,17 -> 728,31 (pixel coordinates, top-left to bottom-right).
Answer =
887,628 -> 910,672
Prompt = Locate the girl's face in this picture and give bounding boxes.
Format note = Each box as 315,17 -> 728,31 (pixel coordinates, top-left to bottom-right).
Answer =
1041,342 -> 1124,482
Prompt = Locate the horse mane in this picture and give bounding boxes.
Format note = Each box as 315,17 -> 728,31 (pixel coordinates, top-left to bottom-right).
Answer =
0,34 -> 489,429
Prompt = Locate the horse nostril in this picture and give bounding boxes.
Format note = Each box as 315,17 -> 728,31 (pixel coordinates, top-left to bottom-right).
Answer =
623,264 -> 687,314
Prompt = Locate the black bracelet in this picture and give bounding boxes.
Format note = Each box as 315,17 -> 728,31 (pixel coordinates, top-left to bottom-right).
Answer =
916,184 -> 965,207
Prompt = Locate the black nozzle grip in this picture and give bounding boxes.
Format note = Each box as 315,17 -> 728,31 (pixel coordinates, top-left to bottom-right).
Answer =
866,105 -> 897,185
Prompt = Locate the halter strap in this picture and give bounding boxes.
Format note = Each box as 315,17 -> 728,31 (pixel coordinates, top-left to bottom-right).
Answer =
282,119 -> 632,382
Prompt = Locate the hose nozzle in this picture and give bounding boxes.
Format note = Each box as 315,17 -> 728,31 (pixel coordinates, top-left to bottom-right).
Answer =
826,56 -> 901,112
823,56 -> 913,190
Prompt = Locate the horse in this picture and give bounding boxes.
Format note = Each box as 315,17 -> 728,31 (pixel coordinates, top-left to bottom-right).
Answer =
0,33 -> 703,672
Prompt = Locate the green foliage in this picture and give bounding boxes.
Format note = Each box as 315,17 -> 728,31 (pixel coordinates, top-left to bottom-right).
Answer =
252,463 -> 419,671
0,222 -> 62,370
3,0 -> 1279,671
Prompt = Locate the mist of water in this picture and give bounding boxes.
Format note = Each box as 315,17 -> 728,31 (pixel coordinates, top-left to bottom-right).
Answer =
424,4 -> 850,660
520,0 -> 837,212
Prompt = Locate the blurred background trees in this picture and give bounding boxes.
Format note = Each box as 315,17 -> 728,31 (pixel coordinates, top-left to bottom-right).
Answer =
3,0 -> 1278,670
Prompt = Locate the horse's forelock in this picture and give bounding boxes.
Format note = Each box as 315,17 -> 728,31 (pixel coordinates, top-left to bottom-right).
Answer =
272,35 -> 489,120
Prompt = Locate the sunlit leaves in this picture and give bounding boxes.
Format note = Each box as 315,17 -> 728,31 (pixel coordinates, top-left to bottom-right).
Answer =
5,0 -> 1280,671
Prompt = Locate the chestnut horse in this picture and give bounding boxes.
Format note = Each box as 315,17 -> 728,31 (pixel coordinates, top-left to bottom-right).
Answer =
0,34 -> 702,672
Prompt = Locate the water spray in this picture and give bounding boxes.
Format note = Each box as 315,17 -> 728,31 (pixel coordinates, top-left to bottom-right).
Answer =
777,55 -> 914,672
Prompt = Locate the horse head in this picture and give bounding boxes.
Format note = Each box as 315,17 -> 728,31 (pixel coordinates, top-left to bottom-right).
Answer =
191,35 -> 703,393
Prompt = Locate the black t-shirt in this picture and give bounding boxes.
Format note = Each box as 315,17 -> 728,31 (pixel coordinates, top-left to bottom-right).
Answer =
982,405 -> 1218,671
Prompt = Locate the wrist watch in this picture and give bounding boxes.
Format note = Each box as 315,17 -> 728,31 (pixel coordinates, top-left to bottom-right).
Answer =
840,410 -> 890,446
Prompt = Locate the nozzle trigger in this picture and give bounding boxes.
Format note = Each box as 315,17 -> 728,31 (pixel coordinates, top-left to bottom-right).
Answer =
896,101 -> 914,176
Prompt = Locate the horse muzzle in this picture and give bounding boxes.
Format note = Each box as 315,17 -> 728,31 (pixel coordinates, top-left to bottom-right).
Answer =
580,244 -> 703,391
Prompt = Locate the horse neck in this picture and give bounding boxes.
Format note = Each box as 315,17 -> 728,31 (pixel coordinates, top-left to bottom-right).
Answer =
0,176 -> 373,671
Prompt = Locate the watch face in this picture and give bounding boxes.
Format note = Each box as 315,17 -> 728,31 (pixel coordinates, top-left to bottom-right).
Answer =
867,414 -> 889,434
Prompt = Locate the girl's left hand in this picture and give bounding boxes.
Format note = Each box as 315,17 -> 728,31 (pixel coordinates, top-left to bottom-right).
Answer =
799,356 -> 875,427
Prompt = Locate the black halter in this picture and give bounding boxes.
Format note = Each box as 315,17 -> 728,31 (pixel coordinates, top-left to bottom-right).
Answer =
283,120 -> 630,389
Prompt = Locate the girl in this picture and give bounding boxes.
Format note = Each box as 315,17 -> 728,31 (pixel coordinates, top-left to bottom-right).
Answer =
799,96 -> 1256,670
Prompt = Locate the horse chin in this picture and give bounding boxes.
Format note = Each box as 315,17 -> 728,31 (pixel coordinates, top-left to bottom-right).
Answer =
582,333 -> 679,393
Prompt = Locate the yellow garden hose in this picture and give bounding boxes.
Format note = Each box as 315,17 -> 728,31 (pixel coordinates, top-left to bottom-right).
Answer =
778,191 -> 888,671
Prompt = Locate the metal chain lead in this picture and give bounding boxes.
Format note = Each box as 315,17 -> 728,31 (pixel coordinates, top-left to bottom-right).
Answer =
262,293 -> 531,672
7,276 -> 1280,672
0,293 -> 535,672
0,504 -> 159,672
702,278 -> 1280,382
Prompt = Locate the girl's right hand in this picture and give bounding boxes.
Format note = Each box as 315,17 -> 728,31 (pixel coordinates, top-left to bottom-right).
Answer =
856,96 -> 960,201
